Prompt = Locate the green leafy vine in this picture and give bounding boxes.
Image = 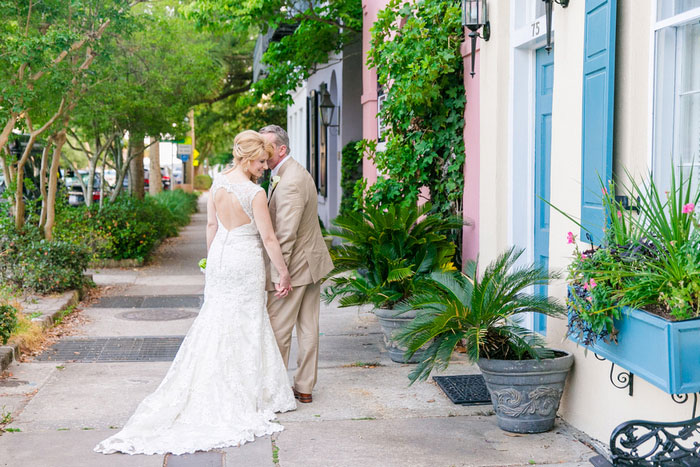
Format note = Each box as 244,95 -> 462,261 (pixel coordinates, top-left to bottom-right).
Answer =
359,0 -> 466,218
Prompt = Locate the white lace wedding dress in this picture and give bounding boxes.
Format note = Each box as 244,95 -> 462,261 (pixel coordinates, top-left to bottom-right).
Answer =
95,178 -> 296,456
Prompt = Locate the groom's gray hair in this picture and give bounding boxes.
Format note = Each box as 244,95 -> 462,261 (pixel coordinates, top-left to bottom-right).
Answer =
259,125 -> 290,156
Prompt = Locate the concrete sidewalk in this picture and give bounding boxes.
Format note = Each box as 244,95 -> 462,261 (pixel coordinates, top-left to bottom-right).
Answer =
0,193 -> 597,467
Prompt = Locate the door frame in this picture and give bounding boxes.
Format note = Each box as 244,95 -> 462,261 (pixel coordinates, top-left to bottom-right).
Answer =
508,1 -> 554,331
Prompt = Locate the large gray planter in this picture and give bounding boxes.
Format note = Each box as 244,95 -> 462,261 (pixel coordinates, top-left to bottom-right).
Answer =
373,307 -> 423,363
477,350 -> 574,433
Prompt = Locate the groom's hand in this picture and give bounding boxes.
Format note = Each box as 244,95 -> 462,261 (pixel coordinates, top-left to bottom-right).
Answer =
274,282 -> 292,298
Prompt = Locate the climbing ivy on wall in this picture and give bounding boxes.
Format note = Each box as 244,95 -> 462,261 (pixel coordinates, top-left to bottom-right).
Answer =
359,0 -> 466,218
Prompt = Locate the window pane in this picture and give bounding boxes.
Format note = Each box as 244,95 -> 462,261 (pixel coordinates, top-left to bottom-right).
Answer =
680,22 -> 700,93
534,1 -> 545,19
678,92 -> 700,165
658,0 -> 700,20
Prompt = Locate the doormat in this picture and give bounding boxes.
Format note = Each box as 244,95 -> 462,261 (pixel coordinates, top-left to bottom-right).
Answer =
433,374 -> 491,405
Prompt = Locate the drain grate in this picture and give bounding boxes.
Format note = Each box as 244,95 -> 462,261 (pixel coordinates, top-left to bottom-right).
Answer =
433,374 -> 492,405
117,309 -> 198,321
35,336 -> 184,362
94,295 -> 203,309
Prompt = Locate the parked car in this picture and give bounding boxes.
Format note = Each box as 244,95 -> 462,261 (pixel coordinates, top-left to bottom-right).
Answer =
66,172 -> 103,206
144,168 -> 171,191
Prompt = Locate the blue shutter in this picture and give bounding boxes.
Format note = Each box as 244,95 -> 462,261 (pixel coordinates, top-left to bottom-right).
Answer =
580,0 -> 617,245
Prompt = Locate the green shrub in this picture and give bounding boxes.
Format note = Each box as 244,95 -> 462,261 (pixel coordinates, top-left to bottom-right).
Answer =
193,174 -> 213,190
0,304 -> 18,345
153,190 -> 199,227
339,141 -> 363,216
53,190 -> 199,262
0,225 -> 89,294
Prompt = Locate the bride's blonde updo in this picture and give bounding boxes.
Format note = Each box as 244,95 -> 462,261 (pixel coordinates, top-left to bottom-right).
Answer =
225,130 -> 273,182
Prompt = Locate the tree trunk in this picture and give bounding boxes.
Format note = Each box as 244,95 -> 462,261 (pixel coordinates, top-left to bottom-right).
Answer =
44,129 -> 68,240
38,137 -> 53,230
148,137 -> 161,195
129,134 -> 145,199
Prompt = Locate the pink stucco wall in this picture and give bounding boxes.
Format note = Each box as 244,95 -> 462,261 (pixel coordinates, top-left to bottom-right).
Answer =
361,0 -> 391,185
361,2 -> 480,267
462,41 -> 480,265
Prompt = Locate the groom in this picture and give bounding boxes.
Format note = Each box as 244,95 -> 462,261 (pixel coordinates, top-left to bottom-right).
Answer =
260,125 -> 334,403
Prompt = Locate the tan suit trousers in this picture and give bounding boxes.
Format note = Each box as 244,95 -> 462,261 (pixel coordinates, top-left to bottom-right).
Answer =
267,282 -> 321,394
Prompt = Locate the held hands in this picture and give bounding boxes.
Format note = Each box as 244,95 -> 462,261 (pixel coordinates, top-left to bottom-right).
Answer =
274,271 -> 292,298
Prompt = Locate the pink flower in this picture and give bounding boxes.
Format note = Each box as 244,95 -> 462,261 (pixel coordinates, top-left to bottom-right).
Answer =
682,203 -> 695,214
586,296 -> 593,302
602,187 -> 608,196
567,232 -> 575,244
589,279 -> 597,288
581,253 -> 588,259
617,210 -> 622,218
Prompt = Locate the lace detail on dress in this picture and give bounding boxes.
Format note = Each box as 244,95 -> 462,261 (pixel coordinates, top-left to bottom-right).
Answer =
94,181 -> 295,456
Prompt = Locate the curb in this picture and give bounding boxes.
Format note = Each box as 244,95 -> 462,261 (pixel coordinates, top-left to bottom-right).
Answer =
0,289 -> 82,373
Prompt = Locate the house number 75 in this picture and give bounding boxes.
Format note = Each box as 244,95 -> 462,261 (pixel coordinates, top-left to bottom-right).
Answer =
531,21 -> 541,37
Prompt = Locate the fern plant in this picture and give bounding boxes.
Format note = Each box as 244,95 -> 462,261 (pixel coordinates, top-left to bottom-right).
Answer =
323,202 -> 463,310
394,247 -> 566,384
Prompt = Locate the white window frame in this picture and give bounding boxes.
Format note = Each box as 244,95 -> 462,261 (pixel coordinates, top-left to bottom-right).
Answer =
508,0 -> 552,332
649,2 -> 700,191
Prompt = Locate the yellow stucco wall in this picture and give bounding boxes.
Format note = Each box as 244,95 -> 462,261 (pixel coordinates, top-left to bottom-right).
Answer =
479,0 -> 695,444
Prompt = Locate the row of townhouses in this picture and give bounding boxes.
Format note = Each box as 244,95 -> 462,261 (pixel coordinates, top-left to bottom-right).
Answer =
255,0 -> 700,448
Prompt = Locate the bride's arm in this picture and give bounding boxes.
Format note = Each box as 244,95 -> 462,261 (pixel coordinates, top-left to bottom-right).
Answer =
252,191 -> 292,295
206,191 -> 218,252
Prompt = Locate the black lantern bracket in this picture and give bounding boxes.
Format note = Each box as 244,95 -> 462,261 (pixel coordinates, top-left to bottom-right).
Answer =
594,353 -> 634,397
319,84 -> 340,134
542,0 -> 570,54
462,0 -> 491,78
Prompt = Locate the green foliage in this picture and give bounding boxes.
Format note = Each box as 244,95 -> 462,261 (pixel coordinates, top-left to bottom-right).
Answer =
339,141 -> 363,217
53,190 -> 198,261
0,224 -> 90,294
194,174 -> 213,191
323,202 -> 463,310
0,305 -> 19,345
394,248 -> 565,384
561,168 -> 700,345
361,0 -> 466,218
187,0 -> 362,105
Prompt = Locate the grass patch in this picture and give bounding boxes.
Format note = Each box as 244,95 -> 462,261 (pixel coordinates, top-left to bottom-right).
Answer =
271,440 -> 280,465
53,305 -> 76,325
8,314 -> 44,355
1,407 -> 12,425
57,428 -> 69,431
342,361 -> 383,368
350,417 -> 376,421
3,428 -> 20,432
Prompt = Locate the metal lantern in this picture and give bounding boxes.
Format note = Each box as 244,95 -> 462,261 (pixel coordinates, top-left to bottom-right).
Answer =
319,85 -> 335,128
543,0 -> 570,54
461,0 -> 490,78
462,0 -> 486,32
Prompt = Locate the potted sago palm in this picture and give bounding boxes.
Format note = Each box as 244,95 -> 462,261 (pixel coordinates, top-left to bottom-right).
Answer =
395,247 -> 573,433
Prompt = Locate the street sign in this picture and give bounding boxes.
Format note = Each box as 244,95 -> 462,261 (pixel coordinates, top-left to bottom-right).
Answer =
178,154 -> 189,162
177,143 -> 192,156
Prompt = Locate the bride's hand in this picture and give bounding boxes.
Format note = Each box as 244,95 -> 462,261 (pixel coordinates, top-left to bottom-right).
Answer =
275,271 -> 292,298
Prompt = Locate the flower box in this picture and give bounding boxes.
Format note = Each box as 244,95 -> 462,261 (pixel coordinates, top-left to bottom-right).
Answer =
568,305 -> 700,395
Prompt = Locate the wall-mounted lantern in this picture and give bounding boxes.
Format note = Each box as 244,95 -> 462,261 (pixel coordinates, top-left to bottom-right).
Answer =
319,84 -> 339,132
542,0 -> 569,54
461,0 -> 490,78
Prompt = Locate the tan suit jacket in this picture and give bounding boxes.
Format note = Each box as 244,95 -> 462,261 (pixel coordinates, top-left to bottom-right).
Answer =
266,158 -> 334,290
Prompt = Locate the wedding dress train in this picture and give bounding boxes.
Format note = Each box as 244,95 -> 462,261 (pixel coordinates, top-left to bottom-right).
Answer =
95,178 -> 296,455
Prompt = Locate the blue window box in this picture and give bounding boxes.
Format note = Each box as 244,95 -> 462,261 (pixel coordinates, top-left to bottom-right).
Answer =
568,305 -> 700,395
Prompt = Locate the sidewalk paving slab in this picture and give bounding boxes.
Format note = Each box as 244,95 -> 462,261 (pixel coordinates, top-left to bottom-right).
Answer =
274,416 -> 592,467
0,430 -> 163,467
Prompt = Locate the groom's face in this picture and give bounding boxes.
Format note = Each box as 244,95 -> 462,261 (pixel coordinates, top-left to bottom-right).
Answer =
262,133 -> 287,169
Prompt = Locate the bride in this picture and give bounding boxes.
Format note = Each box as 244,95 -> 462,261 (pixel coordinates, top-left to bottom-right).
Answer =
95,130 -> 297,456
